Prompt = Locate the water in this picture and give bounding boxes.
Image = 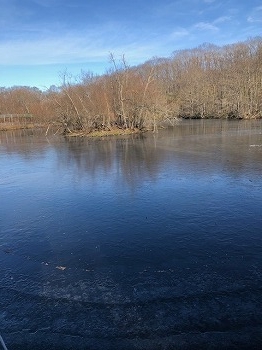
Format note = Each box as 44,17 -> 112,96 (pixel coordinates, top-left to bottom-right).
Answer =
0,120 -> 262,349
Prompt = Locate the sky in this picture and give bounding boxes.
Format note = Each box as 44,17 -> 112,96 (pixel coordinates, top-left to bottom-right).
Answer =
0,0 -> 261,89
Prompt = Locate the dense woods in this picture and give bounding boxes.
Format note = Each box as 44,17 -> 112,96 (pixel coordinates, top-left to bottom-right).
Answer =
0,37 -> 261,134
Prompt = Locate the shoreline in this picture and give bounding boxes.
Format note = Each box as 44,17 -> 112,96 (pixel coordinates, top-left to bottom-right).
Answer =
1,117 -> 261,135
0,123 -> 37,131
64,127 -> 145,138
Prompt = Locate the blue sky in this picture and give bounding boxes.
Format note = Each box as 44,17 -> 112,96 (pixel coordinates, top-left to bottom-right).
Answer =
0,0 -> 261,89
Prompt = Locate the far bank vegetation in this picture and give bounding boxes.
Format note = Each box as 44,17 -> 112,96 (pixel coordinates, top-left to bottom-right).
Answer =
0,37 -> 261,134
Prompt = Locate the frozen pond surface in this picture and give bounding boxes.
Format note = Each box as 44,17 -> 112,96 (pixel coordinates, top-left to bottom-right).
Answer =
0,120 -> 262,349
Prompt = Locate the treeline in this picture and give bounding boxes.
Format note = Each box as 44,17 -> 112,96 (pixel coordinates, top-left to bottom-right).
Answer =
0,37 -> 261,133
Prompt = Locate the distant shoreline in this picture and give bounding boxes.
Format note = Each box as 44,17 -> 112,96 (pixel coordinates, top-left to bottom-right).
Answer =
1,116 -> 261,135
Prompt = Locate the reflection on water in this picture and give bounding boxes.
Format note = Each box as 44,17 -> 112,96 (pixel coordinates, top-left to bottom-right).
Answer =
0,120 -> 262,349
1,120 -> 262,184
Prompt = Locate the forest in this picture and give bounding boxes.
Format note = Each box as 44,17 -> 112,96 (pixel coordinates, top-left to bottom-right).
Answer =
0,37 -> 261,134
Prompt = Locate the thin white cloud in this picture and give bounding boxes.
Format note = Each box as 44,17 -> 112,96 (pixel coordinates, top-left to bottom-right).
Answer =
32,0 -> 81,8
0,2 -> 33,30
170,28 -> 189,40
247,6 -> 262,23
150,1 -> 192,19
0,39 -> 106,65
0,28 -> 169,66
213,16 -> 232,24
0,0 -> 261,73
194,22 -> 219,31
193,15 -> 232,33
31,0 -> 55,6
247,16 -> 262,23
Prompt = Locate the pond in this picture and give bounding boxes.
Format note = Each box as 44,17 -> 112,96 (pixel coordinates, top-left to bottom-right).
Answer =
0,120 -> 262,349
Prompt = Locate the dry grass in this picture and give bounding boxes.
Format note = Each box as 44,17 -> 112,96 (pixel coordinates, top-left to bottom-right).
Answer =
0,123 -> 36,131
65,127 -> 144,138
0,124 -> 146,138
